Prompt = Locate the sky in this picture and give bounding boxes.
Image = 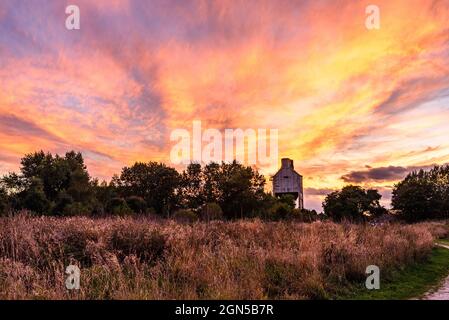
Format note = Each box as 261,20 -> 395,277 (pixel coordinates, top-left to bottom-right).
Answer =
1,0 -> 449,211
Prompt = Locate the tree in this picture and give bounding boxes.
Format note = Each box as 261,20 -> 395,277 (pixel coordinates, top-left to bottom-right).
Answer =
1,151 -> 95,215
118,162 -> 180,216
392,165 -> 449,221
202,161 -> 266,219
52,192 -> 74,216
0,187 -> 8,215
18,151 -> 92,204
126,196 -> 147,214
200,202 -> 223,221
323,185 -> 385,222
179,163 -> 205,210
106,197 -> 133,217
22,177 -> 50,215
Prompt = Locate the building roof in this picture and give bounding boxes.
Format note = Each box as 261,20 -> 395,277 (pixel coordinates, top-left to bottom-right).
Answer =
272,158 -> 302,178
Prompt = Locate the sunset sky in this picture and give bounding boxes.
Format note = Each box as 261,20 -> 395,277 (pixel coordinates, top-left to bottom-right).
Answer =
1,0 -> 449,211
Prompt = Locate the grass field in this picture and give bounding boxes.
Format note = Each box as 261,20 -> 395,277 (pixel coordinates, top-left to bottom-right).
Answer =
0,214 -> 448,299
342,246 -> 449,299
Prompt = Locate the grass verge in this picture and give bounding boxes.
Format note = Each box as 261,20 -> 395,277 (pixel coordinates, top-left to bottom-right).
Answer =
341,246 -> 449,300
437,238 -> 449,246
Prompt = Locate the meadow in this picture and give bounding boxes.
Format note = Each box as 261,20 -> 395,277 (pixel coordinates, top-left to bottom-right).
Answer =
0,213 -> 448,300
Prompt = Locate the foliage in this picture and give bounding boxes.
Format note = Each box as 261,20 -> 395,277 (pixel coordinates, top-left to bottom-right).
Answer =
52,192 -> 74,216
267,202 -> 293,220
126,196 -> 147,214
107,197 -> 133,217
199,202 -> 223,221
323,185 -> 386,222
117,162 -> 180,216
392,165 -> 449,221
0,151 -> 322,220
293,208 -> 321,223
22,177 -> 51,215
176,161 -> 267,219
0,150 -> 94,215
0,187 -> 8,216
173,209 -> 199,223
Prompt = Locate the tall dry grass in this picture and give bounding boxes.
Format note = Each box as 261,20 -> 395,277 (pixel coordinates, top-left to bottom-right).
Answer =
0,213 -> 447,299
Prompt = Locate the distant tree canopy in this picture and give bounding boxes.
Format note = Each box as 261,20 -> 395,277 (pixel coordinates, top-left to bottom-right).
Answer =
1,151 -> 95,216
179,162 -> 267,219
392,165 -> 449,221
0,150 -> 301,220
115,162 -> 180,216
322,185 -> 386,222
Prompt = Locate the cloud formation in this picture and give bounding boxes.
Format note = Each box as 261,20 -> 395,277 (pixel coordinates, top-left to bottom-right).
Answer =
341,164 -> 445,183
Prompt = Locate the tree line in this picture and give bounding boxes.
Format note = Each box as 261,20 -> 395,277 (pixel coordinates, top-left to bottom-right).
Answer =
1,150 -> 447,222
322,165 -> 449,222
0,150 -> 317,221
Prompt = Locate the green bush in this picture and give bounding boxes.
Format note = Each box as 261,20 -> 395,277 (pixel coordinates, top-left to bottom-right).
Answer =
22,178 -> 50,215
63,202 -> 90,216
268,202 -> 293,220
90,199 -> 105,216
323,185 -> 385,222
0,188 -> 8,216
173,209 -> 198,223
200,202 -> 223,221
392,165 -> 449,221
292,208 -> 320,222
126,196 -> 147,214
107,197 -> 133,217
52,192 -> 74,216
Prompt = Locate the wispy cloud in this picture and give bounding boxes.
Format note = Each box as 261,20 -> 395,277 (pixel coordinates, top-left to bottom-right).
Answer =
341,163 -> 447,184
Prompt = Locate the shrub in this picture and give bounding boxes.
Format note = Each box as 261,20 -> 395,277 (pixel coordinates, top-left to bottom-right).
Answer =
268,202 -> 293,220
126,196 -> 147,214
278,194 -> 296,209
107,197 -> 133,217
63,202 -> 90,216
392,165 -> 449,221
200,203 -> 223,221
22,178 -> 50,215
292,208 -> 320,223
173,209 -> 198,223
323,186 -> 385,222
90,199 -> 105,216
0,188 -> 8,216
52,192 -> 74,216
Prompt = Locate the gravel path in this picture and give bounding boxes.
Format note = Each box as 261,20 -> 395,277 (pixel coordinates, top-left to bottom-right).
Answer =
422,243 -> 449,300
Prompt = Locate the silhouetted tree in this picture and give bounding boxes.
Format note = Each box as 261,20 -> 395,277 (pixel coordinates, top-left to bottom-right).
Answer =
392,165 -> 449,221
323,185 -> 386,222
117,162 -> 180,216
179,163 -> 205,210
202,161 -> 266,219
0,187 -> 8,215
22,177 -> 50,215
1,151 -> 95,215
126,196 -> 147,214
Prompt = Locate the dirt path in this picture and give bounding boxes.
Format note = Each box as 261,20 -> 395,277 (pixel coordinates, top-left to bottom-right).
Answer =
422,243 -> 449,300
